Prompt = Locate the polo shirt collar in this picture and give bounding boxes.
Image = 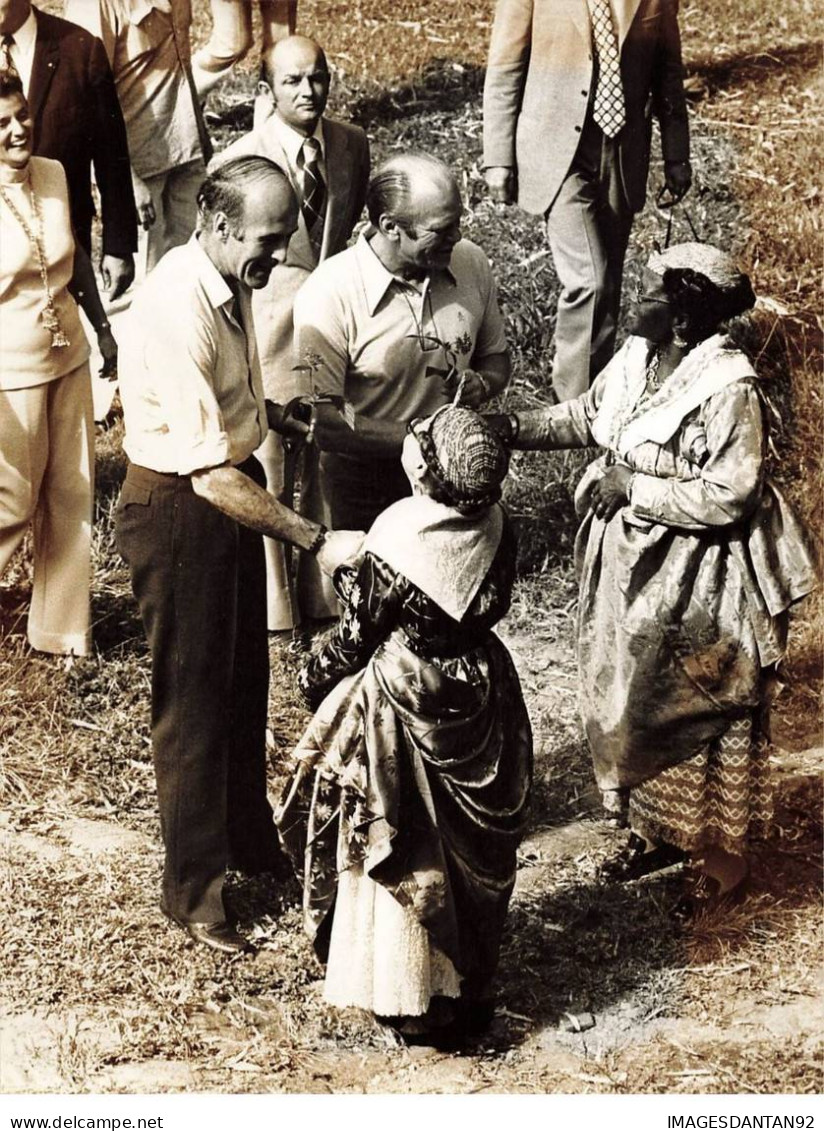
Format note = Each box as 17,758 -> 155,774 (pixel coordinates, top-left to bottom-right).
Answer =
355,233 -> 457,317
190,233 -> 236,311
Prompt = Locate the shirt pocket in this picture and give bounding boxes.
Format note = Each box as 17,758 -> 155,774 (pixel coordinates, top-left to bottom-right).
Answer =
118,483 -> 153,509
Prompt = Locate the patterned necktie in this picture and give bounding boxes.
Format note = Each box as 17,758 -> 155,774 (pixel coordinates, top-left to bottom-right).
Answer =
297,137 -> 326,232
587,0 -> 626,138
0,34 -> 19,78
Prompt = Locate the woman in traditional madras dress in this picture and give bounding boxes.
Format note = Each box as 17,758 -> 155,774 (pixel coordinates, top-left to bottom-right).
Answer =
276,406 -> 532,1041
490,243 -> 817,909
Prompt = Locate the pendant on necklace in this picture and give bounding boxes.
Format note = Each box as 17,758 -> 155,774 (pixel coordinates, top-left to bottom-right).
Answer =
42,305 -> 70,348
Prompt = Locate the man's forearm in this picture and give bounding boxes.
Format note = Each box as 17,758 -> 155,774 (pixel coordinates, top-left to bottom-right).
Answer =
476,351 -> 511,397
191,465 -> 323,549
312,404 -> 407,459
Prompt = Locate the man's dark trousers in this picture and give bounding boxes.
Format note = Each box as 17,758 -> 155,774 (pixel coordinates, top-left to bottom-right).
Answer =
116,456 -> 281,924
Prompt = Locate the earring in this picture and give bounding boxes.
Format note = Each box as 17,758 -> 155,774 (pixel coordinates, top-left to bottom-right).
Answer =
673,330 -> 689,348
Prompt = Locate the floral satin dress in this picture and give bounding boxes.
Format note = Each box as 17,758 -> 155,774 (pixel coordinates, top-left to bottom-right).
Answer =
276,520 -> 533,1017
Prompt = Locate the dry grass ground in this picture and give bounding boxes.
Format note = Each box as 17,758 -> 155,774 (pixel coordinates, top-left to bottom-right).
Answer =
1,0 -> 822,1095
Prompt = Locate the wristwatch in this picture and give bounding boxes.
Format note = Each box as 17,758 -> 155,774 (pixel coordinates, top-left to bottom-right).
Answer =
306,524 -> 328,555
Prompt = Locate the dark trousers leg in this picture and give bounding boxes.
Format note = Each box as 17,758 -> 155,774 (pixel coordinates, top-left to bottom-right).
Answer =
225,473 -> 283,874
115,461 -> 275,923
546,120 -> 635,401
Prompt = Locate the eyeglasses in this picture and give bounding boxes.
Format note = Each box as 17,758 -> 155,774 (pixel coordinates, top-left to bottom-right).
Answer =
396,216 -> 463,243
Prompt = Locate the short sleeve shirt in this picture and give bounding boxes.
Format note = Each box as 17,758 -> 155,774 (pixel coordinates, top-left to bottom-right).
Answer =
64,0 -> 203,179
118,234 -> 267,475
292,234 -> 508,423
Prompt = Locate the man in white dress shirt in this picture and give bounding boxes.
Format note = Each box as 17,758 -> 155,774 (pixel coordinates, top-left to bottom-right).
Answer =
212,35 -> 369,628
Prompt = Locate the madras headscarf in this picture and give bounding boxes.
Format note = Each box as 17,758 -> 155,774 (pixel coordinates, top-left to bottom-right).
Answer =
646,242 -> 749,292
416,405 -> 510,514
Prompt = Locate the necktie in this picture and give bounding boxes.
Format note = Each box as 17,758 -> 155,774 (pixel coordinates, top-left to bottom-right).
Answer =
297,137 -> 326,232
587,0 -> 626,138
0,34 -> 19,78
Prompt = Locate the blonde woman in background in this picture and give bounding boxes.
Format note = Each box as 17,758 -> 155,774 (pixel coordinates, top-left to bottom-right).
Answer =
0,71 -> 116,656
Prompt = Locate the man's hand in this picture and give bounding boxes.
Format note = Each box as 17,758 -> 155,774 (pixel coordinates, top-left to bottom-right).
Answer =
316,529 -> 365,577
663,160 -> 692,203
484,166 -> 516,205
97,324 -> 118,381
100,254 -> 134,301
589,465 -> 632,521
266,398 -> 311,441
132,173 -> 156,230
455,369 -> 493,409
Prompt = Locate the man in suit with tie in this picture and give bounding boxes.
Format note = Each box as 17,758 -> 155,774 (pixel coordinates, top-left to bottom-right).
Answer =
483,0 -> 691,401
0,0 -> 136,299
212,34 -> 370,629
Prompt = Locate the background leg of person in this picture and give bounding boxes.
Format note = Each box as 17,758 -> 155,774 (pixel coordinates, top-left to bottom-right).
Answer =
27,365 -> 94,657
256,430 -> 297,631
294,443 -> 338,622
163,159 -> 207,256
258,0 -> 298,50
0,386 -> 49,580
191,0 -> 254,98
591,138 -> 635,380
137,171 -> 169,281
545,170 -> 607,402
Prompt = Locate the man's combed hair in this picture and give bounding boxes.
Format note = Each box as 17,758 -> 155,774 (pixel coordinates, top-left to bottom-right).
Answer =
366,152 -> 455,228
197,155 -> 293,231
0,69 -> 25,100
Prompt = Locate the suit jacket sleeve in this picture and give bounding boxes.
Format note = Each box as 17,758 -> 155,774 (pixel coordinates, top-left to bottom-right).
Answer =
482,0 -> 534,169
87,32 -> 138,257
352,130 -> 370,225
651,0 -> 690,164
207,129 -> 260,171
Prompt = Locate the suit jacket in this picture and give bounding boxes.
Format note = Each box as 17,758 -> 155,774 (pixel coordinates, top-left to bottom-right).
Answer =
483,0 -> 690,215
30,7 -> 137,257
212,116 -> 370,398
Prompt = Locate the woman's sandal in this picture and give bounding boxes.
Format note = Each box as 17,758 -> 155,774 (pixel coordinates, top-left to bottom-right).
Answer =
599,832 -> 687,883
671,869 -> 751,921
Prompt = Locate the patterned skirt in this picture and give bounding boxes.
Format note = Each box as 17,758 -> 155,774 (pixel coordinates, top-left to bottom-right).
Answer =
628,714 -> 773,856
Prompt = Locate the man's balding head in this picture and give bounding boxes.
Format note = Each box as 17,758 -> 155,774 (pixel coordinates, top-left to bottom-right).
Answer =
259,36 -> 330,136
367,153 -> 460,230
0,0 -> 31,36
367,153 -> 464,278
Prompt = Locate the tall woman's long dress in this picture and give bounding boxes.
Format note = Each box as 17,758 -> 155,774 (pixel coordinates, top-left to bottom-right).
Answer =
276,496 -> 533,1016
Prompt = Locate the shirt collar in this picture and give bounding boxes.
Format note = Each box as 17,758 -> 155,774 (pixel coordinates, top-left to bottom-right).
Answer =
12,6 -> 36,56
355,232 -> 457,317
270,114 -> 325,167
190,233 -> 237,312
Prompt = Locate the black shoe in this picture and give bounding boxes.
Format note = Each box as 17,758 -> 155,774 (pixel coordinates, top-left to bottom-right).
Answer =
599,832 -> 687,883
161,903 -> 253,954
186,921 -> 253,954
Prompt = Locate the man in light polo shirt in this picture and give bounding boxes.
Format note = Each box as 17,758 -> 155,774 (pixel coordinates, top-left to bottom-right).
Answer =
116,156 -> 360,955
292,152 -> 511,531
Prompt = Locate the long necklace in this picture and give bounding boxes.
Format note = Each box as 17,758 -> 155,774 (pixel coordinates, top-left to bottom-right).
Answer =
0,178 -> 70,348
